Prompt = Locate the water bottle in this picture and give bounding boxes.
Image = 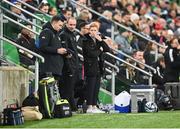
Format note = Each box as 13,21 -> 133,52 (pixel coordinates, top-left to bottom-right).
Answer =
77,105 -> 83,114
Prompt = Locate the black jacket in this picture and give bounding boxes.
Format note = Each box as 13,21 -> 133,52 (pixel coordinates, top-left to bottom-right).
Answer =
39,22 -> 64,76
98,17 -> 112,37
58,26 -> 79,75
164,46 -> 180,82
16,34 -> 38,67
82,34 -> 110,77
152,62 -> 165,85
133,67 -> 149,85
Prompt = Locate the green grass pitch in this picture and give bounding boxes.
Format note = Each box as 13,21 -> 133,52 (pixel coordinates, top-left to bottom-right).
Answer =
1,111 -> 180,128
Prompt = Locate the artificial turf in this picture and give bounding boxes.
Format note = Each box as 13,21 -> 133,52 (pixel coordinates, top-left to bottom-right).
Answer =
1,110 -> 180,128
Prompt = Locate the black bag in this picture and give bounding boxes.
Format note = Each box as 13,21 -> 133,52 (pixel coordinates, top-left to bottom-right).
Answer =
38,77 -> 60,118
53,99 -> 72,118
137,98 -> 147,113
22,94 -> 39,107
3,107 -> 24,125
2,100 -> 24,126
0,112 -> 3,126
155,89 -> 173,110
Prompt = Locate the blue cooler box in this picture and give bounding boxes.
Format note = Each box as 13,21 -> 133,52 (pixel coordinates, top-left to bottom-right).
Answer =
114,91 -> 131,113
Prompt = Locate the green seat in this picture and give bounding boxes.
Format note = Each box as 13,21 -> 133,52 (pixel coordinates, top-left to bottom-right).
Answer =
3,40 -> 20,64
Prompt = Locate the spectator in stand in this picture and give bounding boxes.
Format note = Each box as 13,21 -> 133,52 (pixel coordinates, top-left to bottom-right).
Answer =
133,50 -> 144,62
152,56 -> 166,91
90,0 -> 103,19
134,23 -> 152,51
75,0 -> 88,17
56,0 -> 74,14
21,0 -> 39,20
129,13 -> 140,32
98,10 -> 113,37
133,58 -> 149,85
139,24 -> 151,39
16,23 -> 38,68
10,1 -> 26,20
125,3 -> 135,14
76,10 -> 91,30
38,2 -> 49,14
36,1 -> 50,27
4,1 -> 26,40
151,22 -> 165,44
175,16 -> 180,28
113,9 -> 122,23
82,22 -> 110,113
174,28 -> 180,39
120,11 -> 131,27
103,37 -> 118,52
164,37 -> 180,83
131,50 -> 149,85
58,17 -> 79,111
62,6 -> 73,20
143,42 -> 157,66
165,29 -> 174,43
48,6 -> 58,17
115,30 -> 134,59
103,0 -> 117,11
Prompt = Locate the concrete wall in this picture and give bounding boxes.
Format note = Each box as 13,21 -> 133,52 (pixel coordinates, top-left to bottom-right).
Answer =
0,66 -> 30,111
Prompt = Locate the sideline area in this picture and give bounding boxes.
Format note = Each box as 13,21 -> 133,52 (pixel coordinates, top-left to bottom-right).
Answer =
1,111 -> 180,128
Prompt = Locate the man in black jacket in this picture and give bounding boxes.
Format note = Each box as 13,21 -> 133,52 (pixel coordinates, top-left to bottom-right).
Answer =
39,15 -> 67,80
58,17 -> 79,111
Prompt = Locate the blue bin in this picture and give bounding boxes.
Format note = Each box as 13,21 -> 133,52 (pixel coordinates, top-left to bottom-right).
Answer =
114,91 -> 131,113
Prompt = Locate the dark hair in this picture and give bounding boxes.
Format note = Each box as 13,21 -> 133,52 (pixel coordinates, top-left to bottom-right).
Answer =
79,22 -> 88,29
48,6 -> 54,13
38,2 -> 49,10
22,94 -> 39,107
51,15 -> 65,23
157,56 -> 164,64
62,6 -> 73,14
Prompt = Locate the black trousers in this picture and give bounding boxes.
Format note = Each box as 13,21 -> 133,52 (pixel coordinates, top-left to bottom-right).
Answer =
85,75 -> 101,105
59,73 -> 79,111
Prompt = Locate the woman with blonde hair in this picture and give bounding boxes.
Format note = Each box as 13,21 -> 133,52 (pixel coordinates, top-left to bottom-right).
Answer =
82,22 -> 110,113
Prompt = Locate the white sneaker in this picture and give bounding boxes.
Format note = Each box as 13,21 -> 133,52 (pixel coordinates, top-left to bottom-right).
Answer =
86,108 -> 93,113
92,108 -> 105,113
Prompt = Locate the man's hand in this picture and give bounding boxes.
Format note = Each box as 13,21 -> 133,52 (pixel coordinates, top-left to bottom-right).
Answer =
57,48 -> 67,54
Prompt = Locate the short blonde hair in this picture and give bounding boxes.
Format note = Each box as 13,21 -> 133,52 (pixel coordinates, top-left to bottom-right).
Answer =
89,22 -> 100,29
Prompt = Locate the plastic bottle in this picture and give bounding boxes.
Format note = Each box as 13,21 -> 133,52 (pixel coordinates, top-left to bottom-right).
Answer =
77,105 -> 83,114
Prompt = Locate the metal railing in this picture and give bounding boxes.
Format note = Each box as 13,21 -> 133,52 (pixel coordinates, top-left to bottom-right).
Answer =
0,6 -> 42,30
69,0 -> 166,49
2,0 -> 46,23
106,52 -> 153,84
112,48 -> 156,74
3,15 -> 40,36
0,36 -> 44,93
16,0 -> 52,19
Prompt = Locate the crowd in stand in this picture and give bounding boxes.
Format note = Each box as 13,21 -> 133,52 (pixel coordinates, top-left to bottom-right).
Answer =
2,0 -> 180,113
